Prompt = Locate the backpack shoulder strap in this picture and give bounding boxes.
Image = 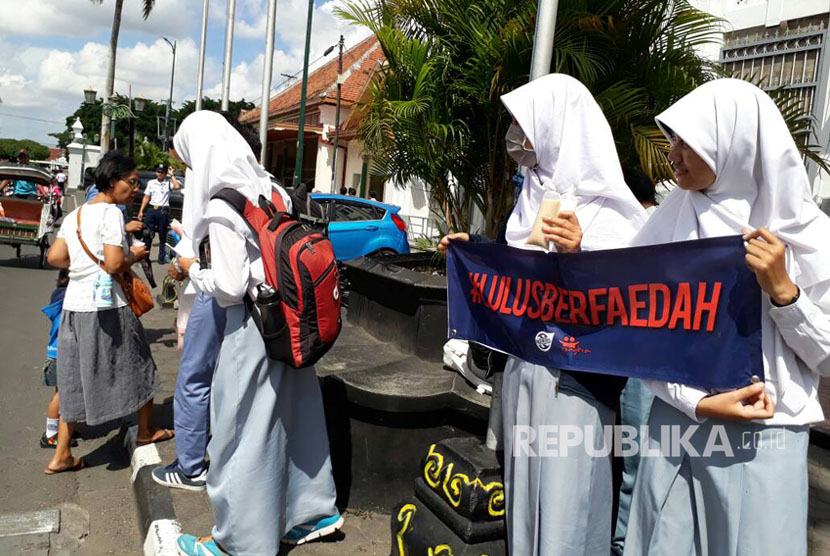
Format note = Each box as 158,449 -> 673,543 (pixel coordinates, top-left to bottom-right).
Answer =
211,188 -> 248,214
211,187 -> 288,238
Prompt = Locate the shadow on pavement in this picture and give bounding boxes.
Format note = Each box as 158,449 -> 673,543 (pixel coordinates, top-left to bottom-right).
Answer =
277,530 -> 348,555
0,253 -> 54,270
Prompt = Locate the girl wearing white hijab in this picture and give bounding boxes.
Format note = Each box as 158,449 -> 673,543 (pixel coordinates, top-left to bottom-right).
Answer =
170,112 -> 342,556
624,79 -> 830,555
497,74 -> 647,555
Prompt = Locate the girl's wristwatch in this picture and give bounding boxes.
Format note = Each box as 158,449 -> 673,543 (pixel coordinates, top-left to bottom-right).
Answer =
173,258 -> 183,274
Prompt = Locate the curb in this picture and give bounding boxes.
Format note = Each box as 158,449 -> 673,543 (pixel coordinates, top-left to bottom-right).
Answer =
125,426 -> 182,556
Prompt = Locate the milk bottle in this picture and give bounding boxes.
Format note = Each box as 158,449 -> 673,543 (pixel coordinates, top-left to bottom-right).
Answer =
526,185 -> 577,251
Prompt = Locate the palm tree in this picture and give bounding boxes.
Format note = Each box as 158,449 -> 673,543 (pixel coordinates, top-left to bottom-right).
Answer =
339,0 -> 827,236
90,0 -> 156,153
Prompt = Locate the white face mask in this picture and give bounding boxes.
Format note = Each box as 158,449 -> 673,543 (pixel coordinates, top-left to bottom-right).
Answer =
505,122 -> 537,168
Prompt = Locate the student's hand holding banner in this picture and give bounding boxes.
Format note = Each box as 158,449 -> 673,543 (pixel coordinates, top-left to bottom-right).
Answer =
696,382 -> 775,421
438,232 -> 470,254
742,227 -> 799,306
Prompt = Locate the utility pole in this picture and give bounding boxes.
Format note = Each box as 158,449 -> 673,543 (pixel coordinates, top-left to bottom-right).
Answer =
196,0 -> 209,111
329,35 -> 345,193
221,0 -> 237,111
293,0 -> 315,187
485,0 -> 560,454
259,0 -> 278,166
162,38 -> 177,153
529,0 -> 560,81
128,85 -> 135,158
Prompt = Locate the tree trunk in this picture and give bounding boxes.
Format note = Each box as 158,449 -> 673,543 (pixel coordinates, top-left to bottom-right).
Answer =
100,0 -> 124,154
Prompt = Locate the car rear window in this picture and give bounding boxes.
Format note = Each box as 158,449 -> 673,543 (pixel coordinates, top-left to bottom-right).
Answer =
333,201 -> 385,222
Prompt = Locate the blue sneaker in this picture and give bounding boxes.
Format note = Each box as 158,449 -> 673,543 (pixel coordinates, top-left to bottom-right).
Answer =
282,513 -> 344,545
176,535 -> 228,556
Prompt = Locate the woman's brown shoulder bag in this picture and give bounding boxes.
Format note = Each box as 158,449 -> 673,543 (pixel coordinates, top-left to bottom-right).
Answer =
76,206 -> 154,317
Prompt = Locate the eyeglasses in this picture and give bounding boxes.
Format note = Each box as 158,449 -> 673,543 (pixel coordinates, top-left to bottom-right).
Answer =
123,178 -> 140,188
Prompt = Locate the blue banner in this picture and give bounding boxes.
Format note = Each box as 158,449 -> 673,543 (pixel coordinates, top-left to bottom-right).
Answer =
447,236 -> 763,389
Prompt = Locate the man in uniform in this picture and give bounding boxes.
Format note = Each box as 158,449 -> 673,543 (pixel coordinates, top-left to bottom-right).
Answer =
138,163 -> 180,263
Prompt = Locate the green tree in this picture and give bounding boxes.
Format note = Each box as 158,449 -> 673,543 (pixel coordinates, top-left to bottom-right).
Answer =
51,95 -> 169,150
52,96 -> 256,152
177,98 -> 256,121
90,0 -> 156,152
339,0 -> 727,235
0,139 -> 51,161
133,138 -> 184,171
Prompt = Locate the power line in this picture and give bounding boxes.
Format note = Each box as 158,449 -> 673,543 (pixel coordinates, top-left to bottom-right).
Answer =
250,50 -> 330,106
0,111 -> 65,125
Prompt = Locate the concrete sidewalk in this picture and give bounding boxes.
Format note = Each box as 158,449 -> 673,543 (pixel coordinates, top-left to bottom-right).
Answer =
133,304 -> 391,555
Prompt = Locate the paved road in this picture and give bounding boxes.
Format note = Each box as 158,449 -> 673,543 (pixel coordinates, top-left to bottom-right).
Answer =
0,238 -> 144,553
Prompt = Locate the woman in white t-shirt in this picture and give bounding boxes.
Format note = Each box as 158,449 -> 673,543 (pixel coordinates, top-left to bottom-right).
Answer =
44,151 -> 172,475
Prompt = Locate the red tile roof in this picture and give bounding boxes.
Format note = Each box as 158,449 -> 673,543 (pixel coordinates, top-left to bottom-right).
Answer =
46,148 -> 64,161
241,34 -> 384,124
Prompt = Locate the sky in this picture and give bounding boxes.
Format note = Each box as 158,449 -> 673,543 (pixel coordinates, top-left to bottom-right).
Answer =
0,0 -> 372,146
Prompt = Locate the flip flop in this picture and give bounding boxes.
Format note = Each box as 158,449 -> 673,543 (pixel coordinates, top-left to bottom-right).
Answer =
136,428 -> 175,446
44,458 -> 85,475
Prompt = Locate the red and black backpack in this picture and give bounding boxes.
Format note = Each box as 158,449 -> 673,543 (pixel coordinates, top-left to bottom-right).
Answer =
212,187 -> 341,368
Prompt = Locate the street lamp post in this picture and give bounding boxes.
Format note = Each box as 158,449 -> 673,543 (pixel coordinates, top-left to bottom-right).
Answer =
162,37 -> 177,154
329,35 -> 345,193
84,89 -> 141,158
293,0 -> 315,187
129,95 -> 146,159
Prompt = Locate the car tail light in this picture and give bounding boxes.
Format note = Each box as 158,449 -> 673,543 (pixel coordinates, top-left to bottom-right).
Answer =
391,213 -> 407,232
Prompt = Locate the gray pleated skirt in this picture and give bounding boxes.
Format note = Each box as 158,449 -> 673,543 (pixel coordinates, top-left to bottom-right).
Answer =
623,398 -> 809,556
57,306 -> 160,425
208,303 -> 338,556
502,356 -> 616,556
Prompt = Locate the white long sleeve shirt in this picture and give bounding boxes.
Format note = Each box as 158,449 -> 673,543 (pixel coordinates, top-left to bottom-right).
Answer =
187,198 -> 265,307
647,278 -> 830,426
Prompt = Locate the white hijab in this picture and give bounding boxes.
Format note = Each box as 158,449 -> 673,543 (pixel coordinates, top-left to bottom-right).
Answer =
637,78 -> 830,415
500,73 -> 647,251
637,78 -> 830,290
173,111 -> 274,253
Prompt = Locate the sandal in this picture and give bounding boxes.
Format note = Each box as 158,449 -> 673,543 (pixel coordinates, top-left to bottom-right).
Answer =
44,458 -> 85,475
136,428 -> 175,446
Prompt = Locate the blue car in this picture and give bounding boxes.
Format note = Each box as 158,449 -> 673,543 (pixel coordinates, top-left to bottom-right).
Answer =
310,194 -> 411,260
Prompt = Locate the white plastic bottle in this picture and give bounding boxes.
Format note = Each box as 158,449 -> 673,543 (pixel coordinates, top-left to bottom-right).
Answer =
526,184 -> 562,250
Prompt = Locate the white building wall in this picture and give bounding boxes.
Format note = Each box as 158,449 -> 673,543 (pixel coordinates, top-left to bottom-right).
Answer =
66,143 -> 100,190
343,139 -> 366,192
691,0 -> 830,198
314,140 -> 333,193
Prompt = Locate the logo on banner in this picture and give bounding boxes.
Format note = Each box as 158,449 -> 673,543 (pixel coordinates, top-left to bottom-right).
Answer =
535,331 -> 555,352
559,336 -> 591,355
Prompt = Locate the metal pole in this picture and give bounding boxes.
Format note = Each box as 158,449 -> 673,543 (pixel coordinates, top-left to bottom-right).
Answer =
529,0 -> 560,81
196,0 -> 210,111
259,0 -> 278,166
484,0 -> 560,454
221,0 -> 237,111
80,139 -> 87,190
330,35 -> 344,193
162,39 -> 177,153
129,85 -> 135,158
293,0 -> 315,186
